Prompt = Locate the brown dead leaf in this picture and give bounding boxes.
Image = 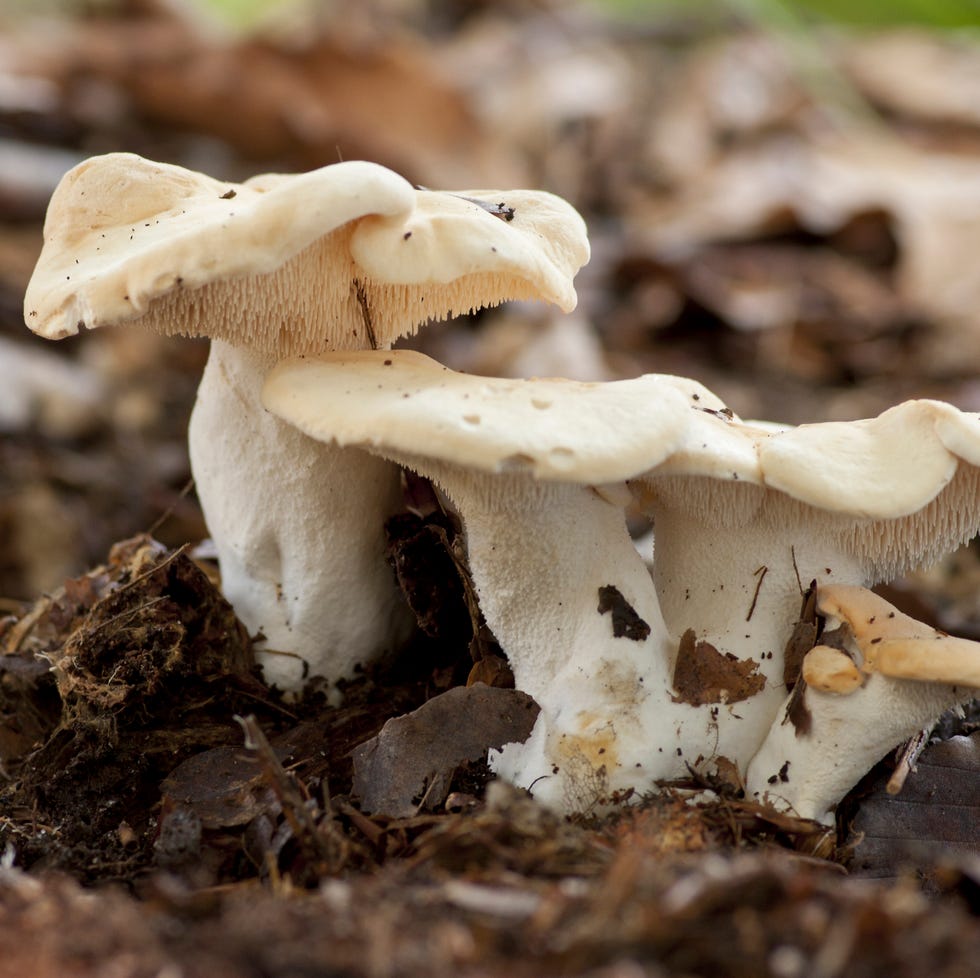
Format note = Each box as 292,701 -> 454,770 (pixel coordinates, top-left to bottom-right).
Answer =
9,7 -> 520,189
385,511 -> 473,648
850,732 -> 980,880
385,501 -> 504,673
466,655 -> 514,689
352,684 -> 539,818
783,583 -> 819,690
672,628 -> 766,706
844,31 -> 980,131
161,746 -> 279,830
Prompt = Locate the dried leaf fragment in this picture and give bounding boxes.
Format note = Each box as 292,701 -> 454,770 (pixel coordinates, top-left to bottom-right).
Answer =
672,629 -> 766,706
352,684 -> 539,818
850,733 -> 980,879
160,746 -> 279,830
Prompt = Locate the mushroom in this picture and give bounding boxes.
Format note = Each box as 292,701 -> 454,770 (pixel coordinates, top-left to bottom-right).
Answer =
745,583 -> 980,822
23,152 -> 590,691
630,399 -> 980,820
261,349 -> 773,811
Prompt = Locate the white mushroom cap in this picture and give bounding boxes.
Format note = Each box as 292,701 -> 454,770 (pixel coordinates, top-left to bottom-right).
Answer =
24,153 -> 590,358
759,401 -> 980,579
260,349 -> 730,484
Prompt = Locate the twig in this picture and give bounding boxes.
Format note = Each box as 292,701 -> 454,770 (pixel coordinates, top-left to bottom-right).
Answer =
236,714 -> 346,874
886,727 -> 931,796
146,478 -> 196,537
353,279 -> 378,349
746,565 -> 768,622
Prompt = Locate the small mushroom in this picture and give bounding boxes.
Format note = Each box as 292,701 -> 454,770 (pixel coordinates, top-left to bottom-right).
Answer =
24,153 -> 589,691
811,584 -> 980,687
262,349 -> 755,811
747,583 -> 980,822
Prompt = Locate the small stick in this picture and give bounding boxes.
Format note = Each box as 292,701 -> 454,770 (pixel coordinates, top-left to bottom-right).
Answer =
236,714 -> 345,872
354,279 -> 378,349
886,727 -> 931,795
146,478 -> 196,537
746,565 -> 768,622
790,545 -> 803,596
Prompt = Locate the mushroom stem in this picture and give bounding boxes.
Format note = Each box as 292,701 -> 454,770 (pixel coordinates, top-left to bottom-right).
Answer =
745,671 -> 966,824
640,479 -> 867,760
423,467 -> 730,812
745,583 -> 980,822
189,340 -> 413,692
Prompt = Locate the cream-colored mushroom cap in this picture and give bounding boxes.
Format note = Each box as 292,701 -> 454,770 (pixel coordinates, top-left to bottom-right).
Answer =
635,400 -> 980,580
24,153 -> 590,358
760,401 -> 980,578
815,584 -> 980,688
261,349 -> 738,484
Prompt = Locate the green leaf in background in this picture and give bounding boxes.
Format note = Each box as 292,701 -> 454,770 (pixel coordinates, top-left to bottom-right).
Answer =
784,0 -> 980,28
615,0 -> 980,29
201,0 -> 291,29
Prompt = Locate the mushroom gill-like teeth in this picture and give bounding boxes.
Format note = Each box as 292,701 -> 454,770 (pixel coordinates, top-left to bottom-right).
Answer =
25,152 -> 594,694
759,400 -> 980,580
263,349 -> 775,810
631,398 -> 980,779
24,154 -> 417,349
349,187 -> 590,315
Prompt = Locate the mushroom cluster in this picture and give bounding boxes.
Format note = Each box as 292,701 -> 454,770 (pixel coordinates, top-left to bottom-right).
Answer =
24,153 -> 980,825
262,350 -> 980,822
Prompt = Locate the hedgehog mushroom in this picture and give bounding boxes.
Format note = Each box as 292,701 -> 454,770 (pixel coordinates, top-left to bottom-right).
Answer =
262,349 -> 767,812
23,152 -> 589,691
630,399 -> 980,821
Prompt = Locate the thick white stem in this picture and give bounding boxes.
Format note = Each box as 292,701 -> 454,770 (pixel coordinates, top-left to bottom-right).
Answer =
647,484 -> 866,769
746,676 -> 967,823
433,470 -> 740,813
649,484 -> 974,822
189,341 -> 413,692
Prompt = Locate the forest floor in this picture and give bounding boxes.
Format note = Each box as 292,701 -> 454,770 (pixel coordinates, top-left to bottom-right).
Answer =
1,2 -> 980,975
